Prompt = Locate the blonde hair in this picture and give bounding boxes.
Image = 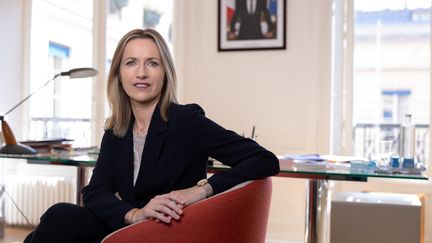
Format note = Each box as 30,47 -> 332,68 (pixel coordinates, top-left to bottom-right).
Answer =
105,29 -> 178,137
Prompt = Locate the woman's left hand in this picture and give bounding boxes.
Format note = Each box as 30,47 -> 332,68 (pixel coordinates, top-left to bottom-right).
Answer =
169,186 -> 207,206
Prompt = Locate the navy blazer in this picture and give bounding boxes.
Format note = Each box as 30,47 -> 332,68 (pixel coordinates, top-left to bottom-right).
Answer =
82,103 -> 279,230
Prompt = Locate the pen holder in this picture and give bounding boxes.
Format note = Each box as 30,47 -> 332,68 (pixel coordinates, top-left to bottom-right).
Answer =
402,158 -> 415,169
390,156 -> 400,168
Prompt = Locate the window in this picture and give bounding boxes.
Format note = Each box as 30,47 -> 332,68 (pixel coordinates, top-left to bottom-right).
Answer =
28,0 -> 94,147
106,0 -> 173,60
345,0 -> 431,164
381,89 -> 410,122
27,0 -> 173,147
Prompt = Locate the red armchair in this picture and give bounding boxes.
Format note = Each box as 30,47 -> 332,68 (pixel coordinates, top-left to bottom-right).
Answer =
102,178 -> 273,243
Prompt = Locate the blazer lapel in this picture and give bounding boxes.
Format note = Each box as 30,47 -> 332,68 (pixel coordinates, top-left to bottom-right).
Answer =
118,124 -> 136,202
134,104 -> 168,191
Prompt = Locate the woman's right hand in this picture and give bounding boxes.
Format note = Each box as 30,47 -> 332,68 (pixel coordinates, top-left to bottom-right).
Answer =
127,194 -> 185,224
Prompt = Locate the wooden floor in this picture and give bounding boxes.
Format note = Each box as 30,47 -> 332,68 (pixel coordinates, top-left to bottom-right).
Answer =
0,227 -> 33,243
0,225 -> 303,243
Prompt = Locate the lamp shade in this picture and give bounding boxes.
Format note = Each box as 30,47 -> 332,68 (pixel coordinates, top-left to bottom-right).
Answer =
60,68 -> 98,79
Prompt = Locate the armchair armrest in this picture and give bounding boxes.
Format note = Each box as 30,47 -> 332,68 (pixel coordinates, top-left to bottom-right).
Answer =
102,178 -> 273,243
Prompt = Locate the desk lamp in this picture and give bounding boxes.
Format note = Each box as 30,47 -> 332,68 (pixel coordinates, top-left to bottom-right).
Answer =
0,68 -> 98,154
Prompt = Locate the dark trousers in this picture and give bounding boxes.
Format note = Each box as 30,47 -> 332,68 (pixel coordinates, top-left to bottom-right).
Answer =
24,203 -> 112,243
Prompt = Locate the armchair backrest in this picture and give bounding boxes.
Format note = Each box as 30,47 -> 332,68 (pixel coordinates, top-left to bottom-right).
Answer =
102,178 -> 273,243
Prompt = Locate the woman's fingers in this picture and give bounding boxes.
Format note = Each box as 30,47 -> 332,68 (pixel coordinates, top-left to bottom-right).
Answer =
165,198 -> 184,215
168,194 -> 185,206
140,195 -> 184,223
160,205 -> 182,220
152,211 -> 172,223
169,186 -> 207,206
155,194 -> 184,214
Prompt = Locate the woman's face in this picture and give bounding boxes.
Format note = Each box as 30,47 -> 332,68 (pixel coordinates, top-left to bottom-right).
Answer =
119,38 -> 165,106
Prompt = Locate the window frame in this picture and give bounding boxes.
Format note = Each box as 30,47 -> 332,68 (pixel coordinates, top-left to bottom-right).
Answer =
334,0 -> 432,176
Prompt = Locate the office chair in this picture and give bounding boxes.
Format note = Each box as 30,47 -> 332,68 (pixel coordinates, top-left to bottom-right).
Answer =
102,178 -> 273,243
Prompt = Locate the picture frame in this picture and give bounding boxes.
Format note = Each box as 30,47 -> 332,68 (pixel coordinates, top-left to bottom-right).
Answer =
218,0 -> 286,51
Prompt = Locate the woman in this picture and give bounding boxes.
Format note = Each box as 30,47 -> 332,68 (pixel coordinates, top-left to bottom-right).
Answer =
24,28 -> 279,243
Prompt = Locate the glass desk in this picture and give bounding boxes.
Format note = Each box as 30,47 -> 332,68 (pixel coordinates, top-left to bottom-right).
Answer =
275,159 -> 428,243
0,154 -> 429,243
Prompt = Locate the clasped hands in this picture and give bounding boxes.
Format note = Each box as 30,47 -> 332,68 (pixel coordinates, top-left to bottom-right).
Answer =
124,185 -> 207,225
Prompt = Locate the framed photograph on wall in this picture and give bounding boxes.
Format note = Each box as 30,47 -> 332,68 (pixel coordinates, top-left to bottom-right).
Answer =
218,0 -> 286,51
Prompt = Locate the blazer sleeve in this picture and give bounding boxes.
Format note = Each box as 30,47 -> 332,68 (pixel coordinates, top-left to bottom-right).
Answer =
188,104 -> 280,194
81,131 -> 135,230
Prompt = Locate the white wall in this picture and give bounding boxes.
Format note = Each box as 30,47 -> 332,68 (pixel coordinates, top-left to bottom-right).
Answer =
172,1 -> 432,243
173,0 -> 332,156
173,1 -> 332,242
0,0 -> 27,141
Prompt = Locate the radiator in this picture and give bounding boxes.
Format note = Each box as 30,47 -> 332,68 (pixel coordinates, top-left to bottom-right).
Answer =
4,175 -> 76,226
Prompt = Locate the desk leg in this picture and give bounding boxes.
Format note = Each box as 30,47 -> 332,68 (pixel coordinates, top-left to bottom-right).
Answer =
305,179 -> 328,243
76,166 -> 86,205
